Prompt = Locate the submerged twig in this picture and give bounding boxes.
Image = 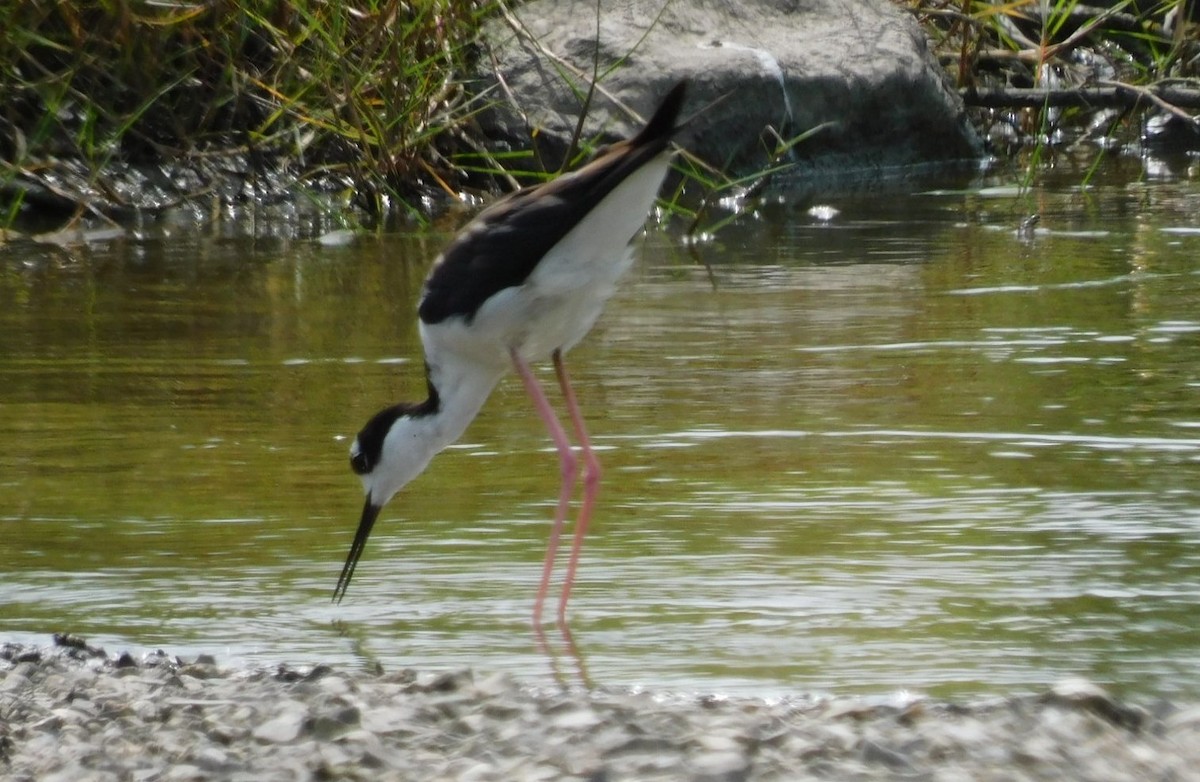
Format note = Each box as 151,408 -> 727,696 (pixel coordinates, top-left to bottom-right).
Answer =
963,84 -> 1200,112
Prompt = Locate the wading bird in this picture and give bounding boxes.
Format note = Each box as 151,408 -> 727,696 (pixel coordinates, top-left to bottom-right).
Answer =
333,81 -> 687,625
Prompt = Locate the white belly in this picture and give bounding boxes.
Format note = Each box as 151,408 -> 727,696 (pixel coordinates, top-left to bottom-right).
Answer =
420,248 -> 632,371
421,152 -> 669,371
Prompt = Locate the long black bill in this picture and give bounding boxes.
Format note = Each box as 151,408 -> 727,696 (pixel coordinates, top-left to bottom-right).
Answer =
332,497 -> 382,603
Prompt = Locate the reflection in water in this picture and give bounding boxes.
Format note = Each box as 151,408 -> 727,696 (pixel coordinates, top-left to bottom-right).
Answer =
534,621 -> 592,691
2,165 -> 1199,699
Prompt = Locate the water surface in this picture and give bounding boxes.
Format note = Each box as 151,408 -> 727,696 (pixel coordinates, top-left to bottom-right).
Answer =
3,159 -> 1199,699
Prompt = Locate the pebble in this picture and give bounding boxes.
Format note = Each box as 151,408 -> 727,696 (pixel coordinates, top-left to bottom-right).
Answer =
2,639 -> 1199,781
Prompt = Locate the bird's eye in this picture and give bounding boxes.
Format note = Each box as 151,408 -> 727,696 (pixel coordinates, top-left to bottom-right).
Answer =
350,451 -> 372,475
349,440 -> 373,475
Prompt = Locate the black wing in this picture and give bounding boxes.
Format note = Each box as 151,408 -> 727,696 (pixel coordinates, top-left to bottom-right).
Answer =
418,80 -> 687,325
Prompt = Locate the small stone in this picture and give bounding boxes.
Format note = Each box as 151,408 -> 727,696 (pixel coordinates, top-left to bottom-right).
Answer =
696,732 -> 743,754
461,712 -> 488,733
178,662 -> 219,680
52,633 -> 90,651
50,705 -> 92,725
15,648 -> 43,664
317,741 -> 353,769
360,704 -> 419,734
1165,705 -> 1200,730
379,668 -> 417,685
131,767 -> 163,782
203,715 -> 248,745
176,674 -> 205,692
549,705 -> 602,731
825,700 -> 879,721
31,713 -> 66,732
140,649 -> 171,667
130,699 -> 160,722
1047,677 -> 1111,704
304,663 -> 334,681
164,763 -> 205,781
1016,733 -> 1060,766
274,664 -> 304,682
193,746 -> 231,771
455,760 -> 499,782
861,738 -> 913,771
414,669 -> 472,693
691,749 -> 750,781
315,673 -> 350,696
252,703 -> 308,743
474,671 -> 515,698
1042,678 -> 1145,730
0,669 -> 31,692
311,705 -> 361,740
816,722 -> 859,754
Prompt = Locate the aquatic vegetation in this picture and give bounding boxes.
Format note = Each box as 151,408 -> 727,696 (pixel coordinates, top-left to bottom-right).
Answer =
0,1 -> 492,222
904,0 -> 1200,170
2,1 -> 1194,232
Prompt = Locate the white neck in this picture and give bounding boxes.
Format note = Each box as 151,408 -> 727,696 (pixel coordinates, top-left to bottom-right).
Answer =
424,355 -> 505,451
364,357 -> 503,507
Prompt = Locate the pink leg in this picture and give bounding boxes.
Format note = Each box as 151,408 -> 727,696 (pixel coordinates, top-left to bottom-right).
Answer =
552,349 -> 601,627
510,348 -> 578,627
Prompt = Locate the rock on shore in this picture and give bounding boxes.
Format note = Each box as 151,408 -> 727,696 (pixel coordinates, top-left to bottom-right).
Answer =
477,0 -> 982,181
2,637 -> 1198,781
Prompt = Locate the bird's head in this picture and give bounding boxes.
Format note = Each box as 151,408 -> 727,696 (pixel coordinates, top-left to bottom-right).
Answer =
333,401 -> 441,603
349,403 -> 435,508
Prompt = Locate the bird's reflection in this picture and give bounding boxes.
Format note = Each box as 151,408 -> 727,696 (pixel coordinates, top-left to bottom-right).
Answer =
534,619 -> 593,691
331,614 -> 593,691
331,618 -> 385,676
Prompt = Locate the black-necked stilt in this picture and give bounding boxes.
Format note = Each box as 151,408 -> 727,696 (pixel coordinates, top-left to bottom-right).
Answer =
334,81 -> 687,625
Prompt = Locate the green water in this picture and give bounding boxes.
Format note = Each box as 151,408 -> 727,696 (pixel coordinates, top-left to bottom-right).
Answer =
3,161 -> 1199,699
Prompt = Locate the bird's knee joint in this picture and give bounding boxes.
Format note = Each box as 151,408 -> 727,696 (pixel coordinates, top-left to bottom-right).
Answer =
582,460 -> 601,489
559,450 -> 580,481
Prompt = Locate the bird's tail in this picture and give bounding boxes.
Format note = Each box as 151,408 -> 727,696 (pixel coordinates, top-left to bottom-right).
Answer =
632,80 -> 688,148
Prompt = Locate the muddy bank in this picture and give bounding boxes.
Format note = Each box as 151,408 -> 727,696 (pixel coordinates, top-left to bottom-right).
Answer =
2,637 -> 1198,781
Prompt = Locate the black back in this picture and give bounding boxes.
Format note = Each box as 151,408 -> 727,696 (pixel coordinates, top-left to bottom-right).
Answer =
418,81 -> 687,325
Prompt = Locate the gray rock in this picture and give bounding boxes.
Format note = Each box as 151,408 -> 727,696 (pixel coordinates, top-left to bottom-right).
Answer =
477,0 -> 981,186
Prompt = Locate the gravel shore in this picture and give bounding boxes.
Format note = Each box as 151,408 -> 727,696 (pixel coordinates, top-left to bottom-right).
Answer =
3,636 -> 1198,781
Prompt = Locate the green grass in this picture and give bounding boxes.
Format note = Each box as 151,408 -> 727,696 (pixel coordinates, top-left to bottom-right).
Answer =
907,1 -> 1197,137
903,0 -> 1198,202
0,1 -> 492,223
2,1 -> 1194,233
0,0 -> 779,235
